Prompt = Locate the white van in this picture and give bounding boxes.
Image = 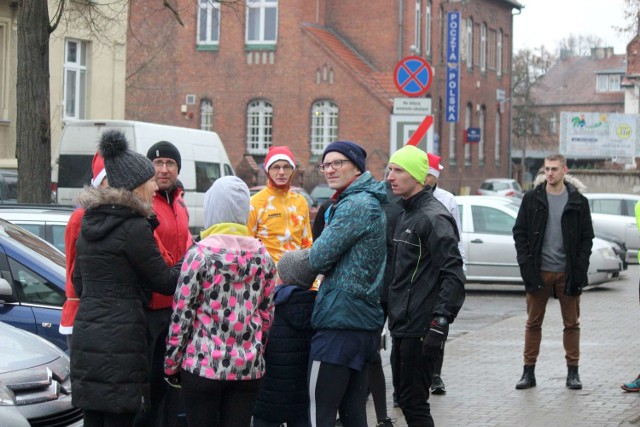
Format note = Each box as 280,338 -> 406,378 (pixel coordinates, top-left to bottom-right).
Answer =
54,120 -> 235,233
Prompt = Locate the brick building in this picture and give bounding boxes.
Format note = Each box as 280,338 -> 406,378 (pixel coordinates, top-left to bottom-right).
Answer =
126,0 -> 522,194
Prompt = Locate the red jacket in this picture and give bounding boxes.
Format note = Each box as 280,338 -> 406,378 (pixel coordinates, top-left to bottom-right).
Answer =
60,207 -> 177,332
149,187 -> 193,309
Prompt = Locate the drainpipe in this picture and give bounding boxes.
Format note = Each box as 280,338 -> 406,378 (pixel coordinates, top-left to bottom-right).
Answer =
398,0 -> 404,61
508,6 -> 523,179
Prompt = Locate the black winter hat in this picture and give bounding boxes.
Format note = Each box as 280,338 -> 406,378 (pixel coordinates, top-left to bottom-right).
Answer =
99,130 -> 156,191
277,249 -> 317,289
147,141 -> 182,173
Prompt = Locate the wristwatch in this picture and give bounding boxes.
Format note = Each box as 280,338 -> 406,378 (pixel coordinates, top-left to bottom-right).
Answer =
434,316 -> 449,326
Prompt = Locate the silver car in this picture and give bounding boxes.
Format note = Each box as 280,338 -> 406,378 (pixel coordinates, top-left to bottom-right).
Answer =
0,205 -> 75,253
477,178 -> 524,198
585,193 -> 640,264
456,196 -> 622,286
0,321 -> 82,426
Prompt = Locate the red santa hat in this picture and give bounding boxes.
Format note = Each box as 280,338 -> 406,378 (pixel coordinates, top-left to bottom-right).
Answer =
90,152 -> 107,188
427,152 -> 444,179
264,146 -> 296,172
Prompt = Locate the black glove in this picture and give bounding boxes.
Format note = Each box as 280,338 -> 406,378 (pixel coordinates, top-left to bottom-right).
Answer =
164,372 -> 182,389
422,317 -> 449,354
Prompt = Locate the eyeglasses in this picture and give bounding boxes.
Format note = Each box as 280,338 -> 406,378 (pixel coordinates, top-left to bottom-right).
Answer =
153,160 -> 178,170
269,165 -> 294,172
317,159 -> 352,172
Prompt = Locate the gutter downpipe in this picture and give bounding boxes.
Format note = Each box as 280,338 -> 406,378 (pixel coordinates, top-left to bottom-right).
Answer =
508,6 -> 523,179
398,0 -> 404,61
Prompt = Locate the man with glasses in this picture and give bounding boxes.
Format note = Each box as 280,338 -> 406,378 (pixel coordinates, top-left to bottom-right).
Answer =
144,141 -> 193,427
306,140 -> 388,427
248,145 -> 312,263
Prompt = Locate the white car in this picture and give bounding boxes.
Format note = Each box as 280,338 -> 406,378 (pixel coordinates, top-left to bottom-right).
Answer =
585,193 -> 640,264
0,321 -> 82,426
456,196 -> 622,286
477,178 -> 524,198
0,205 -> 74,253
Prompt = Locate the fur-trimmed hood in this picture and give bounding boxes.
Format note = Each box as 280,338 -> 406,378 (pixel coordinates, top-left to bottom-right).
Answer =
76,186 -> 154,217
532,173 -> 587,193
77,186 -> 155,243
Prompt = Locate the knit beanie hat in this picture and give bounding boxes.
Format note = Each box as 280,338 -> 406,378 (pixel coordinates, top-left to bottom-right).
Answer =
427,152 -> 444,178
389,145 -> 430,185
90,152 -> 107,188
264,146 -> 296,172
99,130 -> 156,191
147,141 -> 182,173
277,249 -> 317,289
322,141 -> 367,173
203,176 -> 250,228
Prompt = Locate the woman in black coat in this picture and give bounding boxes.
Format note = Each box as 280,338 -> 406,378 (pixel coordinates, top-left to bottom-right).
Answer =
70,130 -> 181,427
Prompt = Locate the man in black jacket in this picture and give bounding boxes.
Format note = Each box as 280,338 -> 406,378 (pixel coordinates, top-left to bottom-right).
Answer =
513,153 -> 594,390
386,145 -> 465,427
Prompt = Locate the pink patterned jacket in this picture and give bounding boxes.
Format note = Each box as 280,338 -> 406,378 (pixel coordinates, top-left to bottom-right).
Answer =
164,225 -> 276,380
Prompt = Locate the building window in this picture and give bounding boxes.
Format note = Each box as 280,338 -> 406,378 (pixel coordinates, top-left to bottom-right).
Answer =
414,0 -> 421,55
549,114 -> 557,134
200,99 -> 213,131
497,30 -> 503,77
597,73 -> 622,92
466,18 -> 473,69
0,20 -> 8,120
532,117 -> 540,135
478,107 -> 485,163
487,29 -> 497,71
464,104 -> 471,163
246,0 -> 278,44
197,0 -> 220,47
246,100 -> 273,154
425,1 -> 432,56
310,101 -> 338,156
64,39 -> 87,120
480,23 -> 487,72
495,110 -> 501,163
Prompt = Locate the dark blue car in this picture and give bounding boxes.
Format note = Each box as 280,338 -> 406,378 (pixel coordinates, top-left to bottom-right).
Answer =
0,218 -> 67,351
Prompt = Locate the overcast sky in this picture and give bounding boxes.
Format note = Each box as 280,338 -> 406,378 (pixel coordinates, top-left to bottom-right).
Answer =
513,0 -> 630,54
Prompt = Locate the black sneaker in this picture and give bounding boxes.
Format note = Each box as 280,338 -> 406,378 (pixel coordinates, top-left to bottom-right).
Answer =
430,375 -> 446,395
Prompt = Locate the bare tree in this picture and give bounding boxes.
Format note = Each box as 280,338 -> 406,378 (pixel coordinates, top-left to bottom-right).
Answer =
511,47 -> 556,184
555,33 -> 606,57
616,0 -> 640,39
15,1 -> 246,203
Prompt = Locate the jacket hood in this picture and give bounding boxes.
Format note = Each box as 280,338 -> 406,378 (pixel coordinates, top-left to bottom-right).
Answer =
77,186 -> 154,241
533,173 -> 587,193
340,172 -> 388,204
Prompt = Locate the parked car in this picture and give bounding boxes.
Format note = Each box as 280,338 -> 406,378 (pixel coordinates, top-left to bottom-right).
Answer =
249,185 -> 319,224
310,184 -> 335,205
0,321 -> 82,426
477,178 -> 524,198
0,219 -> 67,351
456,196 -> 622,286
0,205 -> 75,253
0,169 -> 17,203
585,193 -> 640,264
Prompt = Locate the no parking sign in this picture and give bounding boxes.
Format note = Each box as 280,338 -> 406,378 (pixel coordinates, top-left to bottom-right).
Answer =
393,56 -> 433,97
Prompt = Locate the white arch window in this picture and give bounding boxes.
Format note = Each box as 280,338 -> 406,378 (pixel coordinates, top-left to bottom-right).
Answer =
310,101 -> 338,155
246,100 -> 273,154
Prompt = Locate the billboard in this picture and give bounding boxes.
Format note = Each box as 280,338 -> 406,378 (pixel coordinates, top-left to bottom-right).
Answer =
559,112 -> 640,158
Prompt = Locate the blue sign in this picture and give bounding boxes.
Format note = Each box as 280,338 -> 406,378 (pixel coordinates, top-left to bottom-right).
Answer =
446,11 -> 460,123
394,56 -> 433,97
466,127 -> 481,143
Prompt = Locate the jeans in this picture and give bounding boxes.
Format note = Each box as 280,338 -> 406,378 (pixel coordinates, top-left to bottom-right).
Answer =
391,337 -> 435,427
181,370 -> 262,427
523,271 -> 580,366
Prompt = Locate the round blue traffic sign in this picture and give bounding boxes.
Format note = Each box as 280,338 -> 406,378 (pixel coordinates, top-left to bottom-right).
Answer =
393,56 -> 433,97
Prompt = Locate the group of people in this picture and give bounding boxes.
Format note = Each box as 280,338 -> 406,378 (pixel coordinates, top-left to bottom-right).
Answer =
59,126 -> 596,427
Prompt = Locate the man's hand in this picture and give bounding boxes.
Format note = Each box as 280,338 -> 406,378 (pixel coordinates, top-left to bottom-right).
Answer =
422,317 -> 449,354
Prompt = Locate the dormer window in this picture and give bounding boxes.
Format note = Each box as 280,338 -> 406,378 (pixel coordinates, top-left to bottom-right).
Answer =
597,73 -> 622,92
